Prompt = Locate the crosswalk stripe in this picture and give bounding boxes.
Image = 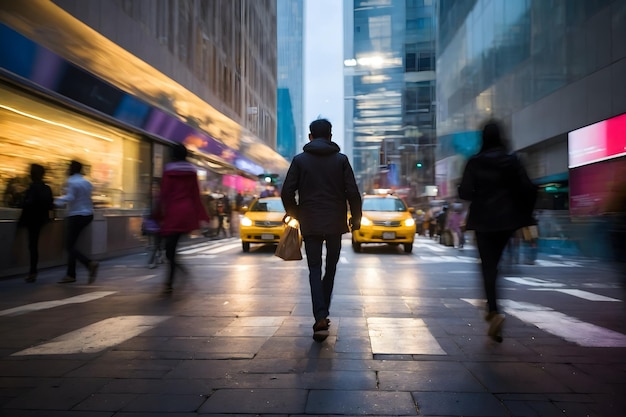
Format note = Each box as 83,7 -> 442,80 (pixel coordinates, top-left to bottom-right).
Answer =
532,288 -> 621,302
12,315 -> 170,356
0,292 -> 116,317
462,298 -> 626,347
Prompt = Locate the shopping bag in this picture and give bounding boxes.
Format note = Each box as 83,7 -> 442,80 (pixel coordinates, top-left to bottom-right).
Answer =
521,225 -> 538,241
275,225 -> 302,261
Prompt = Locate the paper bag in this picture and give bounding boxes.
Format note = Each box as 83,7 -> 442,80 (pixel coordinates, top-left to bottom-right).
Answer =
275,225 -> 302,260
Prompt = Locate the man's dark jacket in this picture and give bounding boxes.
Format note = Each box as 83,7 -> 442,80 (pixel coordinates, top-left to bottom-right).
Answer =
281,138 -> 362,236
458,147 -> 537,232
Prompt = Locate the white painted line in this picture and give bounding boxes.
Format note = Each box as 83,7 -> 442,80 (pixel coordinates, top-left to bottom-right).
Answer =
534,259 -> 581,267
0,292 -> 116,317
413,242 -> 446,253
417,256 -> 477,263
533,288 -> 621,302
367,317 -> 446,355
504,277 -> 565,287
340,256 -> 349,264
12,315 -> 170,355
462,298 -> 626,347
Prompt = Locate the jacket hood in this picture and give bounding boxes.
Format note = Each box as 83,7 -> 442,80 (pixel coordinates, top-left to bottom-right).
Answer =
477,147 -> 518,170
303,138 -> 341,155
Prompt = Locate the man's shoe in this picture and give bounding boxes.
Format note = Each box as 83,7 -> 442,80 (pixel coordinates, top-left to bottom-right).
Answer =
487,313 -> 505,343
312,318 -> 330,342
88,261 -> 99,284
58,276 -> 76,284
25,274 -> 37,283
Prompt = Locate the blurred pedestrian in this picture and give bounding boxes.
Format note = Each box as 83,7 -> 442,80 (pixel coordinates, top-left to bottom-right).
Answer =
458,119 -> 537,342
447,204 -> 465,248
281,118 -> 362,342
157,143 -> 210,294
18,164 -> 54,282
146,179 -> 163,269
55,160 -> 99,284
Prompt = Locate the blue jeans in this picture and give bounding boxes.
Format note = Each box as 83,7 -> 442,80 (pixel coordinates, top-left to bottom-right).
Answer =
303,234 -> 342,322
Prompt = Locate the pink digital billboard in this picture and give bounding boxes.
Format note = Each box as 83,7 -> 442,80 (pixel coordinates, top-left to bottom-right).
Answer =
568,113 -> 626,216
568,113 -> 626,168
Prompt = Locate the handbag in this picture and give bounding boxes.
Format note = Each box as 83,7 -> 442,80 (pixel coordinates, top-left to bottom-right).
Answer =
141,217 -> 161,235
275,224 -> 302,261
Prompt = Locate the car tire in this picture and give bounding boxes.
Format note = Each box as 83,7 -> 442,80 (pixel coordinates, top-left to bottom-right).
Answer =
403,243 -> 413,253
242,241 -> 250,252
352,238 -> 362,253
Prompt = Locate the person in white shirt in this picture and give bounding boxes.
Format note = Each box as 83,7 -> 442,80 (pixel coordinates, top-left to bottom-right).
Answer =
55,160 -> 98,284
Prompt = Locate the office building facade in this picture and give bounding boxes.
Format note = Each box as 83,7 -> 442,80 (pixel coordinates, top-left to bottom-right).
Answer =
436,0 -> 626,256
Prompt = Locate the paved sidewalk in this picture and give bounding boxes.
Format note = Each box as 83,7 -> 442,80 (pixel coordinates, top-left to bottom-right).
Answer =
0,239 -> 625,416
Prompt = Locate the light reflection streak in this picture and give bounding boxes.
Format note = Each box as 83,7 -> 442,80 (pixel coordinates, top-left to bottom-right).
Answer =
0,104 -> 114,142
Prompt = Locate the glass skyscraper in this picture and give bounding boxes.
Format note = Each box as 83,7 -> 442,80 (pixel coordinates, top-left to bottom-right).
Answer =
344,0 -> 437,203
277,0 -> 305,161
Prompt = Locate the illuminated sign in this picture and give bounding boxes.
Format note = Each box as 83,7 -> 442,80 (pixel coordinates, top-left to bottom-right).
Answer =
568,113 -> 626,168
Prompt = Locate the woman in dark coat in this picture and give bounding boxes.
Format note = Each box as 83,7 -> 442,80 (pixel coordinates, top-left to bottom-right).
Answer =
18,164 -> 54,283
458,120 -> 537,342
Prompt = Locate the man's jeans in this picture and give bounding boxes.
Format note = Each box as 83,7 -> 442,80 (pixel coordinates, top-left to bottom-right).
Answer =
303,234 -> 342,322
66,215 -> 93,277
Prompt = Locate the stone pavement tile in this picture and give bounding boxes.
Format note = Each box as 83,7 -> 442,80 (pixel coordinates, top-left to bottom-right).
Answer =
121,393 -> 206,413
255,336 -> 337,359
305,389 -> 417,415
2,378 -> 107,410
465,361 -> 571,393
72,392 -> 137,412
300,370 -> 377,390
198,388 -> 307,414
541,363 -> 613,393
0,359 -> 84,377
99,378 -> 213,395
589,393 -> 626,417
412,391 -> 507,416
166,358 -> 302,379
2,411 -> 114,417
145,316 -> 234,337
498,393 -> 601,417
377,363 -> 486,392
65,358 -> 178,379
334,335 -> 372,353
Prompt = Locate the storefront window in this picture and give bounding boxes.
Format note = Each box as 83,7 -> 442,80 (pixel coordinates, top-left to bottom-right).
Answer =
0,83 -> 150,214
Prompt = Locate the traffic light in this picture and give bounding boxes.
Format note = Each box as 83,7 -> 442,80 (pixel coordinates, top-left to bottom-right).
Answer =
416,162 -> 423,168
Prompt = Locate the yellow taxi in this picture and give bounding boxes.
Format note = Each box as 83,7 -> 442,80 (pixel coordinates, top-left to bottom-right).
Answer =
351,194 -> 416,253
239,196 -> 286,252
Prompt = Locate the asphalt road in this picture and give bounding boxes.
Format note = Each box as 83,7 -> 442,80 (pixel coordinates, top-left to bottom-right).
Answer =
0,235 -> 624,416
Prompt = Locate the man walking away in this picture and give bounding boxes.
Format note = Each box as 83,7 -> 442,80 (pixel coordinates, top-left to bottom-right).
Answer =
281,118 -> 362,342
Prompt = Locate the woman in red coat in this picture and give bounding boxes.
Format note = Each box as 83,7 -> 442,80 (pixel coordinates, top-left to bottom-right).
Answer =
159,143 -> 210,293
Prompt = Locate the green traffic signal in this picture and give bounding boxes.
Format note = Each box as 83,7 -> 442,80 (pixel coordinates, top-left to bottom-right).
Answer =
416,162 -> 423,168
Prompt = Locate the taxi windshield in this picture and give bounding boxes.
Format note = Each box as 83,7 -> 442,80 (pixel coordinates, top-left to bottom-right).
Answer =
249,199 -> 285,212
362,198 -> 407,212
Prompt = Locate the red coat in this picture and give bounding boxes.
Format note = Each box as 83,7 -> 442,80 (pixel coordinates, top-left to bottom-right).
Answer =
158,161 -> 209,234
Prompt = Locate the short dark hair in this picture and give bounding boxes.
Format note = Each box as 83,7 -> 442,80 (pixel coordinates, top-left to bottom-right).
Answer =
30,164 -> 45,182
69,160 -> 83,175
309,119 -> 332,139
171,143 -> 188,161
480,119 -> 505,152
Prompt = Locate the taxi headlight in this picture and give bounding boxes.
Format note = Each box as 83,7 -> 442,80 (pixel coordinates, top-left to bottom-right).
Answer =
241,217 -> 253,227
404,218 -> 415,227
361,216 -> 372,226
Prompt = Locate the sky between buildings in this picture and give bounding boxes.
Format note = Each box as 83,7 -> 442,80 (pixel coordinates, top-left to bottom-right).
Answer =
303,0 -> 345,151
